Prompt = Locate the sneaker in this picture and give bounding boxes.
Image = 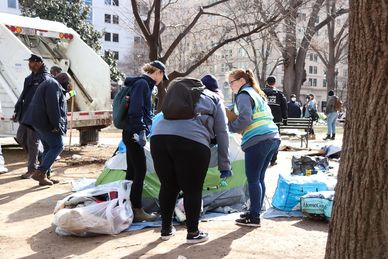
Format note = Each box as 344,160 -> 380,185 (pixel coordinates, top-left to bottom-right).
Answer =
239,211 -> 250,219
235,215 -> 261,227
0,166 -> 8,174
160,226 -> 176,241
186,230 -> 209,244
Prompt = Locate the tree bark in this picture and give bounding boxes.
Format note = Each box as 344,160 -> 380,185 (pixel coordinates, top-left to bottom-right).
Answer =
325,1 -> 388,258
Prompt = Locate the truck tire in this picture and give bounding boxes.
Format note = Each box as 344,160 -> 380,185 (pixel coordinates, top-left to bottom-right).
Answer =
79,128 -> 99,146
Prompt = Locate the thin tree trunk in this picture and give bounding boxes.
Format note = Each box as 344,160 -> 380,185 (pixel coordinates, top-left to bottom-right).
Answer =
325,1 -> 388,258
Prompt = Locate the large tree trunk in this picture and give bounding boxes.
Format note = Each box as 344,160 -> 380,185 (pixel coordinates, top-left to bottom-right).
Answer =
325,1 -> 388,258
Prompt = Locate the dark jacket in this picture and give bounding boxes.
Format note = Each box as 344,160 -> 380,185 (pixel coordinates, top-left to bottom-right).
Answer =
14,65 -> 51,123
123,75 -> 155,134
325,95 -> 338,114
263,86 -> 288,124
24,78 -> 68,135
287,101 -> 302,118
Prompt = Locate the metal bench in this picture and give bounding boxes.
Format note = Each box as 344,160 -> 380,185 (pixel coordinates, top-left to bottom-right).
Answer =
279,118 -> 313,148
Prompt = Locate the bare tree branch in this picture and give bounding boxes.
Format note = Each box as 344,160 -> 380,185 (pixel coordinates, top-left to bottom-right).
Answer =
131,0 -> 151,40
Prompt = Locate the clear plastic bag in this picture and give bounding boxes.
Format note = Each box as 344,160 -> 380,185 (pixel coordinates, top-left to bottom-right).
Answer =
53,180 -> 133,236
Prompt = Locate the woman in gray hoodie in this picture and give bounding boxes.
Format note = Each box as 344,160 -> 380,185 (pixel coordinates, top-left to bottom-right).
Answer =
150,77 -> 231,244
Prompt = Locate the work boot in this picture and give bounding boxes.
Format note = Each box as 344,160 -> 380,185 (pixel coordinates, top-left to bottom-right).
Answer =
40,176 -> 59,186
32,170 -> 53,186
133,208 -> 157,222
323,134 -> 331,140
20,172 -> 33,179
331,134 -> 335,140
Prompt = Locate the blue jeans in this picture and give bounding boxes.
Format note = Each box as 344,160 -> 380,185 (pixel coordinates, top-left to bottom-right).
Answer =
245,138 -> 281,217
36,129 -> 64,173
327,112 -> 338,135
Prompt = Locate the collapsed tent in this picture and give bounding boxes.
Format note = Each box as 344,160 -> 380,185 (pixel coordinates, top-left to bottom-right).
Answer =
96,134 -> 248,213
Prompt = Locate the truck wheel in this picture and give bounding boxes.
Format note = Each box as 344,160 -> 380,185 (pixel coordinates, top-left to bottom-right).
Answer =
79,128 -> 99,146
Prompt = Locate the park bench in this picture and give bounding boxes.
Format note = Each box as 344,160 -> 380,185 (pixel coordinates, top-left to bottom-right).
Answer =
279,118 -> 313,148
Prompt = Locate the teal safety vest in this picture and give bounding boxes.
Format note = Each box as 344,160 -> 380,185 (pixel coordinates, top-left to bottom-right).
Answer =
234,86 -> 278,145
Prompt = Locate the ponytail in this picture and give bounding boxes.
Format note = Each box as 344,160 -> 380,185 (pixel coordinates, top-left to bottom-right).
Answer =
228,69 -> 267,100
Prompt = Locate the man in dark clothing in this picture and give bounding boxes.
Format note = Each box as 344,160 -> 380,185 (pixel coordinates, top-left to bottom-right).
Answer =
13,54 -> 51,179
24,73 -> 70,186
263,75 -> 287,166
287,94 -> 302,118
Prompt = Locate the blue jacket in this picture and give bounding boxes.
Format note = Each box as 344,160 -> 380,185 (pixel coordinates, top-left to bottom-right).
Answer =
24,78 -> 68,135
123,75 -> 155,134
15,65 -> 51,123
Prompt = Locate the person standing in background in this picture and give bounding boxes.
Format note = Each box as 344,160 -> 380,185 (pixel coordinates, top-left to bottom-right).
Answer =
324,90 -> 342,140
287,94 -> 302,118
263,75 -> 287,166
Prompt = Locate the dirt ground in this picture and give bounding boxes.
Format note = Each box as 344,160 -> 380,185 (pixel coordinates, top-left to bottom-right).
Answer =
0,127 -> 341,259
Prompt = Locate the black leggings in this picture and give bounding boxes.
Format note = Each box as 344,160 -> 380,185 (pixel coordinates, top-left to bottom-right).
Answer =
150,135 -> 210,233
123,131 -> 146,209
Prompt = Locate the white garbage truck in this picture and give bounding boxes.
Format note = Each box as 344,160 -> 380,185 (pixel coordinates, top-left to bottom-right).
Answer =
0,13 -> 113,145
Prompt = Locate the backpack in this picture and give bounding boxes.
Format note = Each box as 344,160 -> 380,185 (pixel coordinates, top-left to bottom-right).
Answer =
309,108 -> 319,121
335,97 -> 342,111
112,77 -> 142,129
162,77 -> 205,120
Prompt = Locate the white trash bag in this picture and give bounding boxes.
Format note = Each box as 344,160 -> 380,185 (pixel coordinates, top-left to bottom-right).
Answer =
53,180 -> 133,236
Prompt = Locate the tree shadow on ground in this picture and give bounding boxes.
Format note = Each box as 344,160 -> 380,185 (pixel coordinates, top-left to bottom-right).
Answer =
6,192 -> 70,223
0,185 -> 47,205
19,226 -> 116,259
123,226 -> 255,258
292,218 -> 329,232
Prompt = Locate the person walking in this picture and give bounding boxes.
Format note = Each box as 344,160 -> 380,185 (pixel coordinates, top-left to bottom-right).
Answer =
324,90 -> 341,140
263,75 -> 287,166
13,54 -> 50,179
287,94 -> 302,118
150,77 -> 231,243
227,69 -> 280,227
23,73 -> 70,186
304,93 -> 317,139
122,60 -> 167,222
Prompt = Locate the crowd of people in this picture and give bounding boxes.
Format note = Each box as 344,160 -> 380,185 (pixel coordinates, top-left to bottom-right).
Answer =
0,54 -> 342,244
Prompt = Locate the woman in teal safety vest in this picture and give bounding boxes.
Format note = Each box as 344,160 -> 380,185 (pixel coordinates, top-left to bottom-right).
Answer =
227,69 -> 280,227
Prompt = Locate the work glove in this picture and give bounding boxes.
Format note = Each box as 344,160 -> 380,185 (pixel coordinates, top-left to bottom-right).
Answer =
133,130 -> 147,147
219,170 -> 233,187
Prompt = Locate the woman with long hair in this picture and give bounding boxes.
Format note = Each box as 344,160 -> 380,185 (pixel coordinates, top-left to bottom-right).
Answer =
227,69 -> 280,227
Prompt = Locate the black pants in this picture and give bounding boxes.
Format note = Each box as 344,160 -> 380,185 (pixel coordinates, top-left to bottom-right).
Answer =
123,131 -> 146,209
150,135 -> 210,233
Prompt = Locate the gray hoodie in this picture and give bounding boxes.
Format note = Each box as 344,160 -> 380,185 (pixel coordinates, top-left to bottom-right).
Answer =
151,89 -> 231,171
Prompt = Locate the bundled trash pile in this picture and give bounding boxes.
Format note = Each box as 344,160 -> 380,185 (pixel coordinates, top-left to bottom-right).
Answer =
53,181 -> 133,236
271,151 -> 339,221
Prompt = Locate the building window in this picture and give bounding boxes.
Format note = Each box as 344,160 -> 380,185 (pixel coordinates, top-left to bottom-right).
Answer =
309,65 -> 318,74
105,0 -> 119,5
104,32 -> 111,41
113,15 -> 119,24
113,51 -> 119,60
309,53 -> 318,62
221,63 -> 232,73
112,33 -> 119,42
323,79 -> 327,87
105,14 -> 111,23
8,0 -> 17,8
134,36 -> 141,44
309,78 -> 317,87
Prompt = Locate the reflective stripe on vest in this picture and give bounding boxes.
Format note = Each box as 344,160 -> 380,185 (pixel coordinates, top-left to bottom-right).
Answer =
234,86 -> 277,144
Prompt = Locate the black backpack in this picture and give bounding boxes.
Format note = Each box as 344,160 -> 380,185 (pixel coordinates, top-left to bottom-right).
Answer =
112,77 -> 142,129
162,77 -> 205,120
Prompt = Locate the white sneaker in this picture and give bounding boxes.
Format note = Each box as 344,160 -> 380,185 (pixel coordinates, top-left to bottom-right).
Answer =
0,166 -> 8,174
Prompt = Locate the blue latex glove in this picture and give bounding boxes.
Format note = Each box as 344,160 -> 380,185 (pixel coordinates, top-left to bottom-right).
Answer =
220,170 -> 233,187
